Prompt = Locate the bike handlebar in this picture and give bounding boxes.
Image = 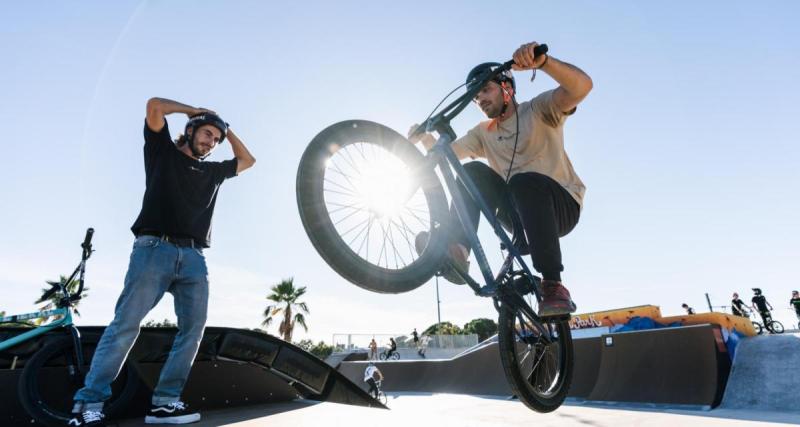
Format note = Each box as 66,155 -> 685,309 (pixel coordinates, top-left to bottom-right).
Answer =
82,227 -> 94,250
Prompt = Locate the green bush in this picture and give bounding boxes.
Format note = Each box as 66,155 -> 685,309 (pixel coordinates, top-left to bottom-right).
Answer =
297,339 -> 334,360
463,318 -> 498,341
423,321 -> 464,335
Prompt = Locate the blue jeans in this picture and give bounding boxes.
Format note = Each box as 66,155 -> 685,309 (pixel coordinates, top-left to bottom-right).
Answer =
73,236 -> 209,411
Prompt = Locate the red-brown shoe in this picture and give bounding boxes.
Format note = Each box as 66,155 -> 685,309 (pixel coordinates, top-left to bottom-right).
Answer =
538,280 -> 577,317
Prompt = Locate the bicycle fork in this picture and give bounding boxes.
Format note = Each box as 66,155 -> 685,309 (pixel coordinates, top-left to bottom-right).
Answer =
67,325 -> 85,378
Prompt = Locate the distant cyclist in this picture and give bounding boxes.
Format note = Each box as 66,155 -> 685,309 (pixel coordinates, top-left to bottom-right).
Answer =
385,337 -> 398,359
790,291 -> 800,324
731,292 -> 748,317
751,288 -> 774,326
681,303 -> 695,315
411,328 -> 420,349
363,362 -> 384,399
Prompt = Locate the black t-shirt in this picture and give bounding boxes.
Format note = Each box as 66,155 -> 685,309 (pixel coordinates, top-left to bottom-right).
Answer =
731,298 -> 746,315
130,119 -> 238,248
790,297 -> 800,315
752,295 -> 769,312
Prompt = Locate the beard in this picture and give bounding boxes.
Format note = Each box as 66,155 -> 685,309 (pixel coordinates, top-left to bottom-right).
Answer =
480,98 -> 506,119
189,135 -> 212,158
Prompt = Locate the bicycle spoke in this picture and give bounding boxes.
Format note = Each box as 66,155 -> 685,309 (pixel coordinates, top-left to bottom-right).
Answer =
320,139 -> 434,271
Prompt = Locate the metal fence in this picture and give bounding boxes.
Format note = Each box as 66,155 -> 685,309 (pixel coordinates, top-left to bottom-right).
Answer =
331,333 -> 478,352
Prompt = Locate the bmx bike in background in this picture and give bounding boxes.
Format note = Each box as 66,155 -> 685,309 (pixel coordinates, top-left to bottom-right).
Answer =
745,309 -> 784,335
0,229 -> 138,427
375,380 -> 388,406
379,348 -> 400,361
297,45 -> 573,413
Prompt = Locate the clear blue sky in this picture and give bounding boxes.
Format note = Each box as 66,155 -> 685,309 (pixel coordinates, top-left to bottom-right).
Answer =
1,1 -> 799,343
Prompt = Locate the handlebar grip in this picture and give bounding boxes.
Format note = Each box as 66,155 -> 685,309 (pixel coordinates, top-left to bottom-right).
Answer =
83,228 -> 94,248
502,44 -> 549,69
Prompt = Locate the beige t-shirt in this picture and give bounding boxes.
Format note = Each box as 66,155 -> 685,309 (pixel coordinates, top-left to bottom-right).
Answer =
452,89 -> 586,208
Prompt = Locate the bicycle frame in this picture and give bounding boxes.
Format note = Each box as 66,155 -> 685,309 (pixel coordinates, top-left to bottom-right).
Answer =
0,309 -> 76,352
0,228 -> 93,366
424,134 -> 539,299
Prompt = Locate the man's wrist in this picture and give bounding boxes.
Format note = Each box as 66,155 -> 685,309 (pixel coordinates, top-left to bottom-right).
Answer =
537,54 -> 549,70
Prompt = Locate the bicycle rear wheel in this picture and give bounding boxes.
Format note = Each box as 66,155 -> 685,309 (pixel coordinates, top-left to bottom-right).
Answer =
497,302 -> 573,412
768,320 -> 784,334
18,335 -> 138,427
297,120 -> 449,293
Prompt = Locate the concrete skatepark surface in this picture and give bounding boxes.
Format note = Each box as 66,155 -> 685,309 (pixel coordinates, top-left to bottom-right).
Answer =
720,333 -> 800,412
117,394 -> 800,426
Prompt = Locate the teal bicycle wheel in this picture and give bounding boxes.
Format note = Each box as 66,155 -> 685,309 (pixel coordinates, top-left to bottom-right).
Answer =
18,334 -> 138,426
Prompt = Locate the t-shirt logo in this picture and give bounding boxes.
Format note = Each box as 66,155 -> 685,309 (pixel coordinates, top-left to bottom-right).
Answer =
188,165 -> 203,173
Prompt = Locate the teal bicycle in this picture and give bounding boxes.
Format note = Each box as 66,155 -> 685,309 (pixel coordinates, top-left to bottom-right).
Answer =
0,228 -> 138,426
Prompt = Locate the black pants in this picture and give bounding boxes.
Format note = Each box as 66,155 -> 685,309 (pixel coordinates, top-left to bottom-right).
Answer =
366,378 -> 378,397
450,162 -> 580,281
759,310 -> 772,325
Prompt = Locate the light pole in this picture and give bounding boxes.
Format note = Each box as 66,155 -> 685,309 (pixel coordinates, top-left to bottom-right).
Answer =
435,275 -> 442,325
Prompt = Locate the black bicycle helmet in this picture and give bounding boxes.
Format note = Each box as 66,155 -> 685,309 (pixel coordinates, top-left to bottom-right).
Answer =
466,62 -> 515,92
752,288 -> 762,295
185,113 -> 228,144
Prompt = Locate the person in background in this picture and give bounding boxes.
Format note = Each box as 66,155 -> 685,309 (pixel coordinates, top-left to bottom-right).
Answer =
368,338 -> 378,361
363,362 -> 384,399
731,292 -> 748,317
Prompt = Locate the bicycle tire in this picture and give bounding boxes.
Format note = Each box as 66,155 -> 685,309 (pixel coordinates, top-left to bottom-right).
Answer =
379,352 -> 387,361
768,320 -> 784,334
378,390 -> 388,406
752,322 -> 763,335
297,120 -> 449,294
391,352 -> 400,361
18,335 -> 139,427
497,302 -> 573,413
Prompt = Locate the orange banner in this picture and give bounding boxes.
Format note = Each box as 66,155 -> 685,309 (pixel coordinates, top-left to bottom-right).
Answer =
569,305 -> 662,330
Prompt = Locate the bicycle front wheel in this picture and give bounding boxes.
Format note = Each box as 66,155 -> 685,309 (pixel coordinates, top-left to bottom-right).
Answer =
378,390 -> 388,406
18,335 -> 138,427
752,322 -> 763,335
497,303 -> 573,413
297,120 -> 449,293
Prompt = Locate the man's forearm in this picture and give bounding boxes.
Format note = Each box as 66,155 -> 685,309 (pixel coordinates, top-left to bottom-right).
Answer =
227,128 -> 256,173
540,57 -> 593,99
147,97 -> 198,116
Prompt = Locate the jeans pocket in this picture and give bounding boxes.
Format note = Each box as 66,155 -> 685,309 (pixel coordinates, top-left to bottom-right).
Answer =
133,236 -> 161,249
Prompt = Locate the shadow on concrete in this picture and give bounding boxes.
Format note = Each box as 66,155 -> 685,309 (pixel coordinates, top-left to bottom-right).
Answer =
118,400 -> 322,426
567,401 -> 800,425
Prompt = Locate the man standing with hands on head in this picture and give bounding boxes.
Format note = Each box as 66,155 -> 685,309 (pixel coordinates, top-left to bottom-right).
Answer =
69,97 -> 255,426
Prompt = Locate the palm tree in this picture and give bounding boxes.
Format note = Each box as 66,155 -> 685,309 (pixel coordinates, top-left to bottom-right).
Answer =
34,275 -> 87,325
262,278 -> 309,342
